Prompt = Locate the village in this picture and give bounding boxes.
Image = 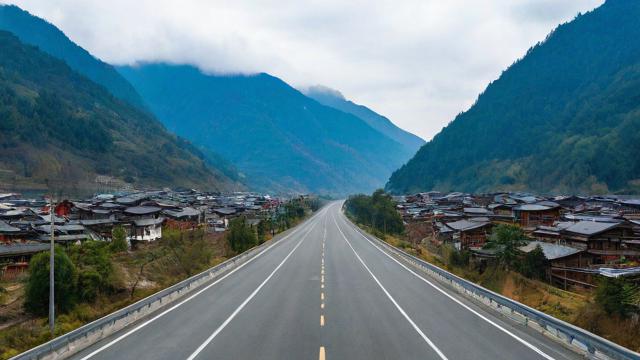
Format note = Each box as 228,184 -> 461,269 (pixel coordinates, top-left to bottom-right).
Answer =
0,189 -> 307,280
394,192 -> 640,289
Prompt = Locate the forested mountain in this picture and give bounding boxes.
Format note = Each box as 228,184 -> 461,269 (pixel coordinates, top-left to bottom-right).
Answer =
0,31 -> 238,194
387,0 -> 640,195
0,5 -> 145,108
119,64 -> 416,195
304,85 -> 424,155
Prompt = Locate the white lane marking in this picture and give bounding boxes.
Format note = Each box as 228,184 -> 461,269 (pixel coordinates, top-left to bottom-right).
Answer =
338,214 -> 556,360
332,215 -> 448,360
185,219 -> 319,360
77,207 -> 327,360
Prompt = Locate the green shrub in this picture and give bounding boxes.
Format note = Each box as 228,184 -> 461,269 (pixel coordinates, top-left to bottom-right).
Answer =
520,245 -> 547,280
25,247 -> 77,316
227,217 -> 258,253
110,226 -> 128,252
344,189 -> 404,235
76,269 -> 101,302
596,277 -> 640,317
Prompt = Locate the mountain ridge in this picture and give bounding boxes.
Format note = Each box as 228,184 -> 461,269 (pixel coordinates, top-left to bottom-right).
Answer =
386,0 -> 640,195
0,30 -> 239,194
304,85 -> 425,155
0,4 -> 145,108
118,63 -> 417,195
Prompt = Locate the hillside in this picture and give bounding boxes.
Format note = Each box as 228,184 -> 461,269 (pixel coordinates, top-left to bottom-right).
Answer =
0,5 -> 145,108
304,85 -> 424,154
0,31 -> 238,194
387,0 -> 640,195
119,63 -> 416,195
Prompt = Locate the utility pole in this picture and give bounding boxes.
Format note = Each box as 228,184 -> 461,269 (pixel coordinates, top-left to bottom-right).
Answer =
49,196 -> 55,336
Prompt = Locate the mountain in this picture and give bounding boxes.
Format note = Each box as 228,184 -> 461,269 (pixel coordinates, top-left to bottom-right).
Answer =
304,85 -> 424,155
387,0 -> 640,195
0,5 -> 145,108
0,30 -> 238,194
118,63 -> 416,195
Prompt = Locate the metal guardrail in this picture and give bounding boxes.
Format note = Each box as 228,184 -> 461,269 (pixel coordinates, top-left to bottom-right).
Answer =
345,216 -> 640,360
13,209 -> 322,360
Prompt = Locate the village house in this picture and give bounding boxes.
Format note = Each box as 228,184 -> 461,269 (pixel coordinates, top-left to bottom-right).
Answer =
123,206 -> 164,242
561,221 -> 640,264
443,219 -> 493,250
513,203 -> 561,230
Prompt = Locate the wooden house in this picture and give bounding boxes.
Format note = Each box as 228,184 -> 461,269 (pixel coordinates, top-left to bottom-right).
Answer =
513,203 -> 561,230
561,221 -> 640,263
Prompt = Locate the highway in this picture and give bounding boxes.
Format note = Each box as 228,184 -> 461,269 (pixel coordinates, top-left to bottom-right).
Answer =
70,202 -> 582,360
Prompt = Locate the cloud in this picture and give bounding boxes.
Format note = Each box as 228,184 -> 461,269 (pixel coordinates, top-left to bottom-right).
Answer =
9,0 -> 604,140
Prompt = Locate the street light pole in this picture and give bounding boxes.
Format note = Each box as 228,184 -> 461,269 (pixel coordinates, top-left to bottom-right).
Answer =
49,196 -> 55,336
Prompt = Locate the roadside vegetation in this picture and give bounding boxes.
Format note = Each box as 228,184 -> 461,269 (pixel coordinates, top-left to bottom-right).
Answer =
0,197 -> 321,359
344,189 -> 403,236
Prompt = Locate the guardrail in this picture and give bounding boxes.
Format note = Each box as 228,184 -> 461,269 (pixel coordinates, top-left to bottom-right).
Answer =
344,216 -> 640,360
13,210 -> 320,360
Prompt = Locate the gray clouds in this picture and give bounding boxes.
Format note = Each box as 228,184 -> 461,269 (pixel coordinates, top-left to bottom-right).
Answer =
9,0 -> 603,140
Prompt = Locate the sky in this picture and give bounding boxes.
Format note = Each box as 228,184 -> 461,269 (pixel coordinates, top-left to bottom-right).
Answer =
9,0 -> 604,141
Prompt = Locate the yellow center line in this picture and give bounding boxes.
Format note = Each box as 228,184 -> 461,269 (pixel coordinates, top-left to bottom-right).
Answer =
320,315 -> 325,326
319,346 -> 326,360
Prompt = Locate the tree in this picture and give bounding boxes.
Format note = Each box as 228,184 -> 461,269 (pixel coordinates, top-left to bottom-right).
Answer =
257,220 -> 268,244
484,224 -> 527,270
520,245 -> 547,280
110,225 -> 128,252
226,217 -> 257,253
76,269 -> 101,302
596,277 -> 640,316
344,189 -> 404,235
24,247 -> 77,316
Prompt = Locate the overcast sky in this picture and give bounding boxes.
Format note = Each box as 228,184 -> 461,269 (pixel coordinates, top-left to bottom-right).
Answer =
9,0 -> 603,140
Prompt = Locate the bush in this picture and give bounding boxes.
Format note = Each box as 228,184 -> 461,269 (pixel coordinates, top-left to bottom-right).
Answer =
110,226 -> 128,252
25,247 -> 77,316
344,189 -> 404,235
227,217 -> 258,253
520,245 -> 547,280
596,276 -> 640,317
76,269 -> 101,302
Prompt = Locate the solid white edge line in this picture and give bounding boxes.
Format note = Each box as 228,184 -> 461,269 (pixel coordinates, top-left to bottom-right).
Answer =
332,214 -> 449,360
77,206 -> 328,360
186,216 -> 318,360
338,212 -> 556,360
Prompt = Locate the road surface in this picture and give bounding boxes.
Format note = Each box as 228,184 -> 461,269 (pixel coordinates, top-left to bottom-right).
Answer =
70,202 -> 581,360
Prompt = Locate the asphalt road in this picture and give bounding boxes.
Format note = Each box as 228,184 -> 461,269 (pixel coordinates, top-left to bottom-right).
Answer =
70,202 -> 582,360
